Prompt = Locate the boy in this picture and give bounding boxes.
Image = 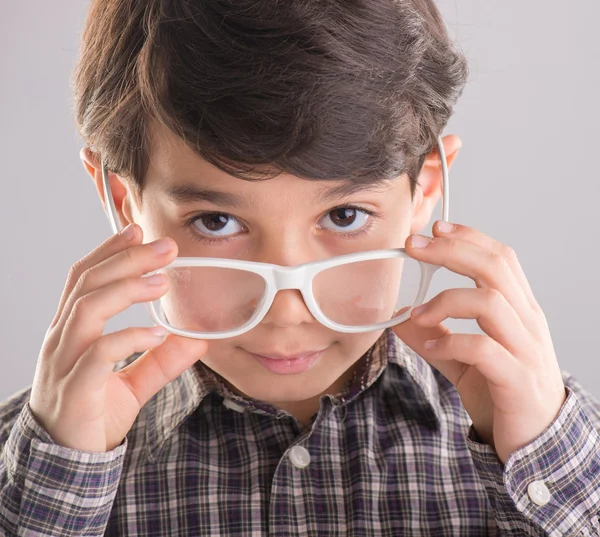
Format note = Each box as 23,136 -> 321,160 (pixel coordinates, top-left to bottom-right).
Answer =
1,0 -> 599,535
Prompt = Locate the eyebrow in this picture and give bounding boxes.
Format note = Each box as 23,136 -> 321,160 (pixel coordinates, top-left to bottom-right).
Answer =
314,180 -> 391,204
163,179 -> 391,207
164,184 -> 245,207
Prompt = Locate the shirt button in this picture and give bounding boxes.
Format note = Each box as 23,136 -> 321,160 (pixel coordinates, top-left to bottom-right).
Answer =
527,480 -> 551,506
222,399 -> 246,413
289,445 -> 311,469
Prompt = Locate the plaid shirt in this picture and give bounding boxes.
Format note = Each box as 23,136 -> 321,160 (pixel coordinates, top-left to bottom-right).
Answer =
1,329 -> 599,536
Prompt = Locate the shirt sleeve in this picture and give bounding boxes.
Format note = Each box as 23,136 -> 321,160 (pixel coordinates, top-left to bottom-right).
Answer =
0,401 -> 127,537
466,370 -> 600,536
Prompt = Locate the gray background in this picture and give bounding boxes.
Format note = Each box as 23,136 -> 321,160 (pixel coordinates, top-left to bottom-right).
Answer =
1,1 -> 598,401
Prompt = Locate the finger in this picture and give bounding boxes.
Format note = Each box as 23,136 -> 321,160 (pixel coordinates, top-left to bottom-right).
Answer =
432,220 -> 538,310
67,325 -> 171,395
405,233 -> 536,332
420,333 -> 521,389
391,311 -> 467,385
55,273 -> 170,373
48,223 -> 141,331
410,287 -> 535,359
51,236 -> 177,343
114,333 -> 208,410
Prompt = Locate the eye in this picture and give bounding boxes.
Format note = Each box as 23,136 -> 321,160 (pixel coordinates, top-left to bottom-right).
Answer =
319,206 -> 372,233
191,213 -> 244,237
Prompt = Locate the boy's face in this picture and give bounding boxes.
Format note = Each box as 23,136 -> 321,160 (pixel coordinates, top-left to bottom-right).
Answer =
83,124 -> 458,418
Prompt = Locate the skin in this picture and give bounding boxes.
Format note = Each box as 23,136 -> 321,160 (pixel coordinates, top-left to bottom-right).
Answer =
395,226 -> 567,464
81,123 -> 455,426
78,125 -> 567,465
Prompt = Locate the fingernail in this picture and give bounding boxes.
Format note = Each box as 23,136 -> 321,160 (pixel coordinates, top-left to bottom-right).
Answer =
144,273 -> 166,285
411,235 -> 431,248
424,339 -> 438,350
121,223 -> 136,240
149,326 -> 168,338
150,238 -> 173,254
411,304 -> 427,316
437,221 -> 455,233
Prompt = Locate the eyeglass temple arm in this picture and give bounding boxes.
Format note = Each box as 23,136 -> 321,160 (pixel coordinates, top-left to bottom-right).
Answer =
437,135 -> 449,222
102,162 -> 122,235
100,135 -> 450,235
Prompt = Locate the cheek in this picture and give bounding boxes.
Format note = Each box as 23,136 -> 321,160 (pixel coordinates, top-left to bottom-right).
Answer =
159,267 -> 265,332
133,213 -> 168,243
334,331 -> 384,364
363,215 -> 414,252
386,215 -> 414,248
132,202 -> 184,244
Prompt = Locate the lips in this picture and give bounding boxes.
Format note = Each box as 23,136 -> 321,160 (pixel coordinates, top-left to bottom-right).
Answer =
249,350 -> 324,375
251,350 -> 326,361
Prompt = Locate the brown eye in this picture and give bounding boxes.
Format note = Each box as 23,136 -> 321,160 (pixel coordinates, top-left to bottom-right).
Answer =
201,214 -> 229,231
329,208 -> 356,227
192,213 -> 243,236
319,206 -> 371,233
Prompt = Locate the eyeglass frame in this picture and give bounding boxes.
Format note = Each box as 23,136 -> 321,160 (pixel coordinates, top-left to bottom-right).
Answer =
101,135 -> 449,339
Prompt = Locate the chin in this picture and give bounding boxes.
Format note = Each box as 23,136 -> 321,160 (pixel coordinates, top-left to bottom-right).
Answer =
209,360 -> 349,404
247,374 -> 339,403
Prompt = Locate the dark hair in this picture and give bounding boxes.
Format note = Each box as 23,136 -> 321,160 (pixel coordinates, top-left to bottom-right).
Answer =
72,0 -> 469,199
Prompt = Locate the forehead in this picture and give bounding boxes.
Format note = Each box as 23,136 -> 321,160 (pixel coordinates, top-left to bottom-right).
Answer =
144,121 -> 407,206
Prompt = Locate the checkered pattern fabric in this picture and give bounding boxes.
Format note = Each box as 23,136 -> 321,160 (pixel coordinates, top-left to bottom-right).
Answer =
0,329 -> 598,536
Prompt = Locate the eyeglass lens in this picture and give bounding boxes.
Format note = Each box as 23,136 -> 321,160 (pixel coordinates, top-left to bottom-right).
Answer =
151,257 -> 421,333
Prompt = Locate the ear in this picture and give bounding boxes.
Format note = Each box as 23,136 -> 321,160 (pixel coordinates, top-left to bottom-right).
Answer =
410,134 -> 462,235
79,147 -> 136,231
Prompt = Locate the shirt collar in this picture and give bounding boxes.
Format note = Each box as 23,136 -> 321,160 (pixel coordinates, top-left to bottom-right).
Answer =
139,329 -> 444,463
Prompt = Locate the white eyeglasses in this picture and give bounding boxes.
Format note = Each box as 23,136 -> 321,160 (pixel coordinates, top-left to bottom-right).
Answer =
101,136 -> 448,339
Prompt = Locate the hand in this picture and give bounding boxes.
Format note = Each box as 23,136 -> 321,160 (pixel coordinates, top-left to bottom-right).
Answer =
393,221 -> 567,465
29,224 -> 208,453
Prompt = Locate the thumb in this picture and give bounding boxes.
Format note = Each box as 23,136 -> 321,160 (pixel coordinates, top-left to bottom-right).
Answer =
117,332 -> 208,409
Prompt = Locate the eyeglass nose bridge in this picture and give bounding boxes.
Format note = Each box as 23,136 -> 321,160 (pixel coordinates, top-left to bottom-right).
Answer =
272,265 -> 310,291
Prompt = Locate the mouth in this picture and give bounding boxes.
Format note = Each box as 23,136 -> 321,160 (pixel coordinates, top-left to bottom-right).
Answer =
249,349 -> 326,361
244,348 -> 326,375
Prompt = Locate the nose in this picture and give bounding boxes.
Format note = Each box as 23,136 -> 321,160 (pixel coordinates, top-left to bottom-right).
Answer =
253,237 -> 320,328
260,288 -> 316,328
